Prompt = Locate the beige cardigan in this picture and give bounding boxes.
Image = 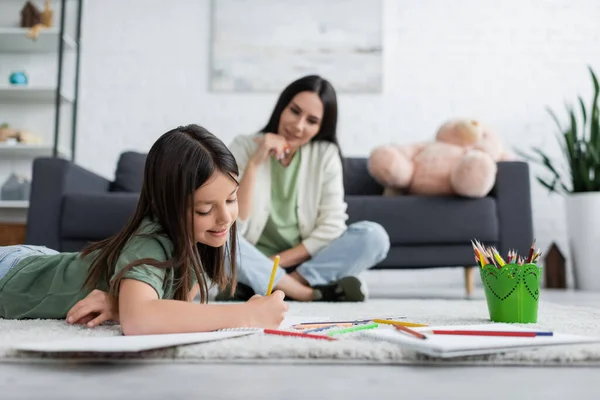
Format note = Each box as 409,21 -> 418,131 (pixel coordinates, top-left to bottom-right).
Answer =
228,134 -> 348,255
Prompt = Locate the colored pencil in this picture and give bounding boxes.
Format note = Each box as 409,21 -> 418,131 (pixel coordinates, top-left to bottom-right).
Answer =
263,329 -> 337,341
295,323 -> 354,329
328,323 -> 379,336
294,316 -> 404,327
265,255 -> 280,296
302,326 -> 338,333
526,239 -> 536,263
373,319 -> 428,328
393,324 -> 427,340
426,330 -> 553,337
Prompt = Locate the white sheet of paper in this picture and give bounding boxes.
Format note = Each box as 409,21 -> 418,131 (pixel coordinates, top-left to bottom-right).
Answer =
359,323 -> 600,358
12,316 -> 328,354
14,330 -> 256,353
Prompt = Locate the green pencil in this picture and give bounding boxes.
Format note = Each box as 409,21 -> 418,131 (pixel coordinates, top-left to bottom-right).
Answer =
327,322 -> 379,336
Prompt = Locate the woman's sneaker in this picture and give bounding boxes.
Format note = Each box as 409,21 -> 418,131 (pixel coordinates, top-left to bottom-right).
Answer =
215,282 -> 255,301
312,276 -> 367,302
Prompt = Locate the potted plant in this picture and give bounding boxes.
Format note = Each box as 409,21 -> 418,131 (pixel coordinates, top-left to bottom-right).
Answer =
521,65 -> 600,291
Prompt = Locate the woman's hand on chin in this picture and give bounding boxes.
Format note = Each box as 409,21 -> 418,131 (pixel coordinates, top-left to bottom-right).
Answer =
251,133 -> 290,165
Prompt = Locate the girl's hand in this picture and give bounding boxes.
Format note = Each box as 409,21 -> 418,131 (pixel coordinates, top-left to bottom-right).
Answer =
66,289 -> 120,328
250,133 -> 290,166
244,290 -> 288,329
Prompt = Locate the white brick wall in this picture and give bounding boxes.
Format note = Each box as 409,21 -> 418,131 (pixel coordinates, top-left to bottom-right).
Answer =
74,0 -> 600,287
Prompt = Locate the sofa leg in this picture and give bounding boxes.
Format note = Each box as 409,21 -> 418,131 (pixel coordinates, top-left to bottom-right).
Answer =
464,266 -> 475,297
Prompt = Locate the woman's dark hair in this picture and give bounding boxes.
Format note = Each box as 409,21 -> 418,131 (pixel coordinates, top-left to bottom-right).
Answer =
81,124 -> 238,303
260,75 -> 341,151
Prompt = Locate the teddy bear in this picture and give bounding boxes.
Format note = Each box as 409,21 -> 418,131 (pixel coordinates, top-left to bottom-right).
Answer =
367,119 -> 512,198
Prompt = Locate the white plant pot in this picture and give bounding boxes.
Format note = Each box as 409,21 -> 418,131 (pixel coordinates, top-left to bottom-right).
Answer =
565,192 -> 600,291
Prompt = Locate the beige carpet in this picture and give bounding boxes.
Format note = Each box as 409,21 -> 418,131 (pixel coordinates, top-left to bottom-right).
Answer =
1,299 -> 600,365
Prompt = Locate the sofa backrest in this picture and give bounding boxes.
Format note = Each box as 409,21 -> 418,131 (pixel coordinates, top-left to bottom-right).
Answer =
110,151 -> 147,192
110,152 -> 384,196
343,158 -> 384,196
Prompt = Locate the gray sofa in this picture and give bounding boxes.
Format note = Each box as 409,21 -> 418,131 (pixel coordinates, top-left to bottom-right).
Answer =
25,153 -> 533,294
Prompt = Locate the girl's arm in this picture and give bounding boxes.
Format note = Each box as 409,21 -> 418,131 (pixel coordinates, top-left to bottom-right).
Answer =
188,283 -> 200,302
119,279 -> 287,335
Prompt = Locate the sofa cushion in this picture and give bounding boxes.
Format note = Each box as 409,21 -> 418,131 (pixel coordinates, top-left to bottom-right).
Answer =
343,158 -> 383,196
61,193 -> 139,240
111,152 -> 147,192
345,195 -> 498,245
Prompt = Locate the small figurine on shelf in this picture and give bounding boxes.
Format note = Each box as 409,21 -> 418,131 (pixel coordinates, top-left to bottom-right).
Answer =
41,0 -> 54,27
0,123 -> 17,142
0,123 -> 42,144
20,1 -> 55,40
20,1 -> 41,28
1,174 -> 31,201
9,71 -> 28,86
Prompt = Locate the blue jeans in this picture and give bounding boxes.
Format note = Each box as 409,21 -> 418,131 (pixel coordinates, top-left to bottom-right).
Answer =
0,245 -> 59,281
232,221 -> 390,295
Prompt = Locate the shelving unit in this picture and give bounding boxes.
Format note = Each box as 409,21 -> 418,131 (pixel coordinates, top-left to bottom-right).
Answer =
0,0 -> 83,232
0,27 -> 76,53
0,85 -> 73,103
0,142 -> 70,158
0,200 -> 29,209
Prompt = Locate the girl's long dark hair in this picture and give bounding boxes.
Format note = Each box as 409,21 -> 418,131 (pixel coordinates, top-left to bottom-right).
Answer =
81,124 -> 238,303
260,75 -> 341,153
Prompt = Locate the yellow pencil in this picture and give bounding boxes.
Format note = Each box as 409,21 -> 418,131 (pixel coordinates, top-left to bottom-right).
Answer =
266,255 -> 280,295
373,319 -> 429,327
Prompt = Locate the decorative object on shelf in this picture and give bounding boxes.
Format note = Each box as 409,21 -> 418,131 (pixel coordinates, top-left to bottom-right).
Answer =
0,123 -> 17,142
20,1 -> 55,40
9,71 -> 28,86
1,173 -> 31,201
544,243 -> 566,289
40,0 -> 54,27
20,1 -> 42,28
0,123 -> 42,144
518,65 -> 600,291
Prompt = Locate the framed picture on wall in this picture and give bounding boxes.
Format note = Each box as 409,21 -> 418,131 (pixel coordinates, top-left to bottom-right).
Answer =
209,0 -> 383,93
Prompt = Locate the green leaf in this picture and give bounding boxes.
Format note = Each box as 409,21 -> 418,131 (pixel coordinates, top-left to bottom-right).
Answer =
532,66 -> 600,195
547,106 -> 564,132
537,176 -> 566,195
579,96 -> 588,127
590,66 -> 600,152
531,147 -> 562,179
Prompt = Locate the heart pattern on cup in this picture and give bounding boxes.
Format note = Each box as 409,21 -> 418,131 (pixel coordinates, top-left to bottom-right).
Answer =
481,264 -> 542,302
522,264 -> 541,300
482,264 -> 520,301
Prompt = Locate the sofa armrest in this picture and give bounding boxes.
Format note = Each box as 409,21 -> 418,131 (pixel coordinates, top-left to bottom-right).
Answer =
25,158 -> 111,249
491,161 -> 534,255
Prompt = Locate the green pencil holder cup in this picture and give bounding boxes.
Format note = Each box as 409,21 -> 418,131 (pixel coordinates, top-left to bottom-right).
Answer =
480,263 -> 542,323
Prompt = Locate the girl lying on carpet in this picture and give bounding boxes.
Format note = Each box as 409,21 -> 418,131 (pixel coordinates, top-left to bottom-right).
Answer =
0,125 -> 290,334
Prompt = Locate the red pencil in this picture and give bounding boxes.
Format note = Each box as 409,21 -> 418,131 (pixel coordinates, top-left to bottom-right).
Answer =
263,329 -> 338,341
526,239 -> 536,263
429,330 -> 553,337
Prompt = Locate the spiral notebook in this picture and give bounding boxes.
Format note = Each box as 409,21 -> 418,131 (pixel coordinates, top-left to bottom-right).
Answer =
358,323 -> 600,358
